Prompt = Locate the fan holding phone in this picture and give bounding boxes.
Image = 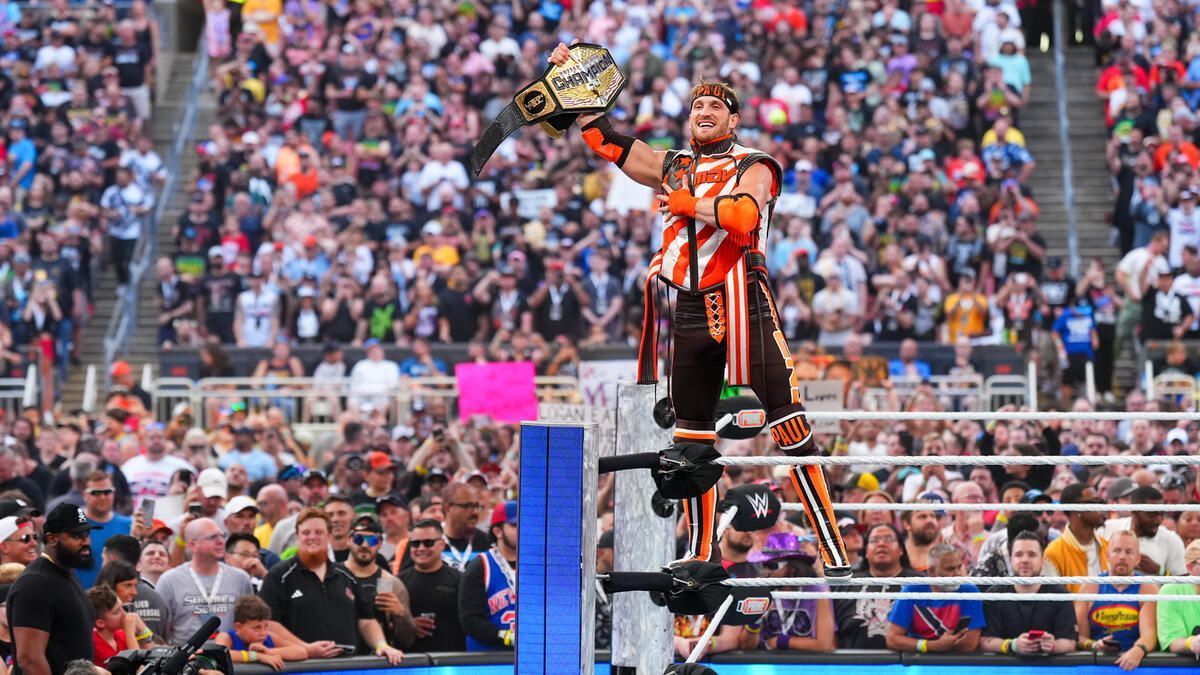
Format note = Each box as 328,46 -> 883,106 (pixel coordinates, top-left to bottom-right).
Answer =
885,544 -> 984,654
978,531 -> 1078,655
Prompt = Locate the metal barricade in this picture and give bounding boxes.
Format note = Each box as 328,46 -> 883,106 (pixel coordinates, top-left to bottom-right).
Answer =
152,375 -> 584,428
983,375 -> 1030,410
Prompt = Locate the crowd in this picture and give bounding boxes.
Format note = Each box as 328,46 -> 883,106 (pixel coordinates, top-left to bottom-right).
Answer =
0,0 -> 162,401
1096,0 -> 1200,391
152,0 -> 1107,405
1,379 -> 1200,670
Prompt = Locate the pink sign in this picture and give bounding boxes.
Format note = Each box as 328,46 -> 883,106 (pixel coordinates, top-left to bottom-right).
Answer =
455,361 -> 539,423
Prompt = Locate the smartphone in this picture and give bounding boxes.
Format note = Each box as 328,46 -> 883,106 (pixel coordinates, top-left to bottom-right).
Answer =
334,644 -> 357,656
1027,630 -> 1045,640
954,616 -> 972,632
188,503 -> 203,518
178,470 -> 193,487
141,498 -> 156,524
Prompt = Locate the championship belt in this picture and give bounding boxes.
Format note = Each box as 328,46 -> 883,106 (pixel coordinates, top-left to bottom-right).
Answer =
470,43 -> 625,176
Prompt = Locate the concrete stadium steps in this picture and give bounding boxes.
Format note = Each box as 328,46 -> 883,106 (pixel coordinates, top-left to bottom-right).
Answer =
61,53 -> 211,411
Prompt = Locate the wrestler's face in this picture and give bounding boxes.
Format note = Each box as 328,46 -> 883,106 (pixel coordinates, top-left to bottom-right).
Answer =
690,96 -> 737,144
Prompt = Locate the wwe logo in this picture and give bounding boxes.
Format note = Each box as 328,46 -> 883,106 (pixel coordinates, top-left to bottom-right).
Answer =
746,492 -> 771,520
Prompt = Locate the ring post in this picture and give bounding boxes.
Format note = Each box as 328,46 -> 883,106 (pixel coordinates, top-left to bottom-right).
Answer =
612,383 -> 675,675
517,422 -> 598,675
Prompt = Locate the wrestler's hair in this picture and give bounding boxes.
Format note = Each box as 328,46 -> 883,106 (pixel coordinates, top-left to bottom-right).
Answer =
689,81 -> 740,114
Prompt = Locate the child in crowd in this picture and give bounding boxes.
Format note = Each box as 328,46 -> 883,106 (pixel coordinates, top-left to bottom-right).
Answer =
215,596 -> 307,670
89,586 -> 140,666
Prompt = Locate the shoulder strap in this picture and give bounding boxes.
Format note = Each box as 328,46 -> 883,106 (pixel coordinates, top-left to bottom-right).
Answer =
735,151 -> 784,205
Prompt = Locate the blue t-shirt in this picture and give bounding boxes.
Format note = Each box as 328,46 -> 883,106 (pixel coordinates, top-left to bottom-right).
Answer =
9,138 -> 36,191
217,448 -> 277,482
1053,305 -> 1096,357
76,513 -> 133,589
888,583 -> 985,639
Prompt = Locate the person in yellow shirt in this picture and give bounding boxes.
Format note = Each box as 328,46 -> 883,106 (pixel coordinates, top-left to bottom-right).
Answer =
239,0 -> 281,51
253,484 -> 289,549
411,221 -> 461,267
980,115 -> 1026,149
941,269 -> 989,343
1043,484 -> 1108,593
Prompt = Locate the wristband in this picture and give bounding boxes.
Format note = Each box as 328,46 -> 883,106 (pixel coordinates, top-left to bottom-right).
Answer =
776,635 -> 790,650
135,628 -> 153,642
744,624 -> 762,634
580,116 -> 634,167
666,188 -> 699,218
241,651 -> 250,663
917,639 -> 928,654
175,535 -> 186,548
374,640 -> 388,654
249,651 -> 258,663
1001,639 -> 1012,654
1134,643 -> 1149,655
1188,636 -> 1195,652
1082,638 -> 1094,651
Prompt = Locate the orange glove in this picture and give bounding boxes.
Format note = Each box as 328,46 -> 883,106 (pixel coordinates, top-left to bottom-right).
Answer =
666,188 -> 698,218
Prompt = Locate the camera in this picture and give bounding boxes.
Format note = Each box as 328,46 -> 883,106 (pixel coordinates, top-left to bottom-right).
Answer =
108,618 -> 232,675
108,643 -> 232,675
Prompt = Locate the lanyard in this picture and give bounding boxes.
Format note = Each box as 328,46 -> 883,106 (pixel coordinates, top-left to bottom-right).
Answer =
188,564 -> 226,610
492,547 -> 516,594
442,536 -> 472,571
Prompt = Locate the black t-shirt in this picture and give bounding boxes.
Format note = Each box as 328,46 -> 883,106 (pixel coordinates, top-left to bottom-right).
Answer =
361,299 -> 402,343
259,560 -> 373,647
437,288 -> 478,343
201,272 -> 243,334
0,476 -> 44,510
323,67 -> 377,112
983,584 -> 1078,640
397,564 -> 465,651
532,282 -> 583,341
1142,289 -> 1192,341
8,556 -> 94,674
833,566 -> 923,649
108,40 -> 152,88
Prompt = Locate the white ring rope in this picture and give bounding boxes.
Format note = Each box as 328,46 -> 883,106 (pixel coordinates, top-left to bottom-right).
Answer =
769,590 -> 1184,602
716,454 -> 1200,466
786,502 -> 1200,512
802,411 -> 1200,421
723,575 -> 1198,588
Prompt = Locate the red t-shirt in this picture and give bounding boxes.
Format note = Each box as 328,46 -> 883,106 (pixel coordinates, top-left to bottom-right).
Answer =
93,629 -> 129,666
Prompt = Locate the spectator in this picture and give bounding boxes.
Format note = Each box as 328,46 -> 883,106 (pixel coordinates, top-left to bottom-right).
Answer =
941,270 -> 990,343
99,167 -> 153,290
0,518 -> 36,567
1102,486 -> 1187,575
213,596 -> 307,669
739,533 -> 834,653
266,470 -> 329,555
252,485 -> 288,550
887,543 -> 984,653
224,533 -> 270,589
121,424 -> 192,505
1140,266 -> 1191,342
233,272 -> 279,348
9,504 -> 99,674
344,516 -> 415,649
1075,530 -> 1159,668
87,585 -> 140,665
396,519 -> 466,652
812,272 -> 860,349
901,501 -> 944,573
322,494 -> 360,564
376,494 -> 409,563
438,483 -> 489,573
94,560 -> 160,647
257,508 -> 403,662
155,518 -> 253,645
77,471 -> 133,589
458,501 -> 517,652
1044,483 -> 1109,590
1158,540 -> 1200,657
888,339 -> 932,379
217,427 -> 276,482
834,523 -> 921,649
348,339 -> 401,413
980,531 -> 1077,655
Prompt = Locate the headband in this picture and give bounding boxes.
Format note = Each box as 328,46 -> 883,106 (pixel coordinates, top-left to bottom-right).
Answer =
692,83 -> 739,115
